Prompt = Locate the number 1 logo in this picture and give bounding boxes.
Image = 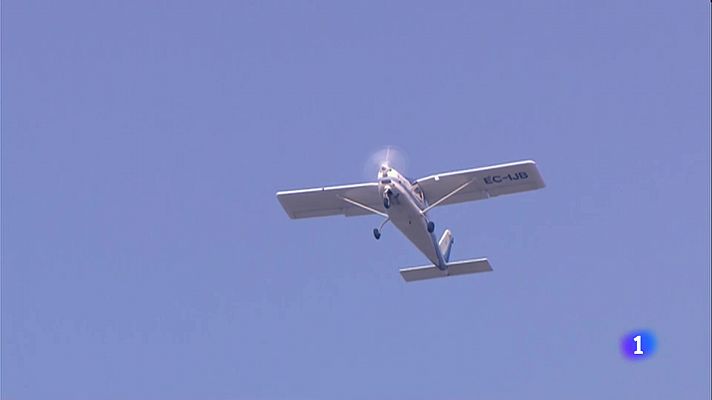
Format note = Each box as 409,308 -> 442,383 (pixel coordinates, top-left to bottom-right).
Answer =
633,335 -> 643,355
620,330 -> 656,360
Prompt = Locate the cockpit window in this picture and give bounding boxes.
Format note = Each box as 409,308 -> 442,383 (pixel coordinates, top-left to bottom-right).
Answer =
381,179 -> 391,184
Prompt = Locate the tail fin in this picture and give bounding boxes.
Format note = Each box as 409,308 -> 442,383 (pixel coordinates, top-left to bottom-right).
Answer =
439,229 -> 454,263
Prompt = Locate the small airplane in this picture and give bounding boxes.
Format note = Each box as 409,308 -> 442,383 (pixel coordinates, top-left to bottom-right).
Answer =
277,158 -> 545,282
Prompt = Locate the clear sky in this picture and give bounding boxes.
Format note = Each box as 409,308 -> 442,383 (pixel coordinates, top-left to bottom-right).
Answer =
2,1 -> 710,399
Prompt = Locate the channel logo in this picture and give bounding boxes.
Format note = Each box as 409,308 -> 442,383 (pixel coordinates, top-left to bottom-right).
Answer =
620,329 -> 657,360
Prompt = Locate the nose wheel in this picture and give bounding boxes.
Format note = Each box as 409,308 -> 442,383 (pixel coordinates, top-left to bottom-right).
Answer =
383,188 -> 393,209
427,221 -> 435,233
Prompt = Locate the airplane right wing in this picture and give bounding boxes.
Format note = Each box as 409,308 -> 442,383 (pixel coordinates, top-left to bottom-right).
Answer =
415,160 -> 545,209
277,182 -> 385,219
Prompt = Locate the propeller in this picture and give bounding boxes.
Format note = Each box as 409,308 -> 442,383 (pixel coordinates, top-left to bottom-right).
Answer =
363,145 -> 408,179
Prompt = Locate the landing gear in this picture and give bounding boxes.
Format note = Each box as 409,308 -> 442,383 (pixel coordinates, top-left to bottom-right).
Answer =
427,221 -> 435,233
383,188 -> 393,209
373,217 -> 390,240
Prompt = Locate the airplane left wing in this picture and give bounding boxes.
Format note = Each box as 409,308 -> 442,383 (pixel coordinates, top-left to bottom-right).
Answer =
416,160 -> 545,209
277,182 -> 385,219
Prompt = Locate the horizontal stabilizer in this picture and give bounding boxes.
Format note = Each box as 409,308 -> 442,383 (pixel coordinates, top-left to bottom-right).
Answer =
400,258 -> 492,282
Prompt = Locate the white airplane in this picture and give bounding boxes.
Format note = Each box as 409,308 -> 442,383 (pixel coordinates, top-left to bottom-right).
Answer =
277,159 -> 545,282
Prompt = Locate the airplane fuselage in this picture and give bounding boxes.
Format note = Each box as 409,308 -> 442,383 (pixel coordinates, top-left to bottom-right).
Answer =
378,166 -> 447,269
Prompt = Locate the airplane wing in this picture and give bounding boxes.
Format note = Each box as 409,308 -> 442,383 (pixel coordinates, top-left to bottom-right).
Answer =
416,160 -> 545,208
277,182 -> 385,219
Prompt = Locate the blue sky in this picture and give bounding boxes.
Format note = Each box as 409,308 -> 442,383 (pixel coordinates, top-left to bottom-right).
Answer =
2,1 -> 710,399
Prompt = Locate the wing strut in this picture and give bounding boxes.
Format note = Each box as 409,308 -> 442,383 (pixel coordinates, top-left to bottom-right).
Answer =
339,196 -> 388,218
421,180 -> 475,214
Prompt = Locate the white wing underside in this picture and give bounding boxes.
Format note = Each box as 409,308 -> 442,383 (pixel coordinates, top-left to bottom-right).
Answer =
276,160 -> 544,219
416,160 -> 545,207
277,182 -> 384,219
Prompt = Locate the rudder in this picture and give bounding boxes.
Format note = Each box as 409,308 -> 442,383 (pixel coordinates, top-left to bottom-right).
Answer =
439,229 -> 454,263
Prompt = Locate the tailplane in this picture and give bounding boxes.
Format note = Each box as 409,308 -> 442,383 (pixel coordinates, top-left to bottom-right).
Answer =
438,229 -> 454,262
400,258 -> 492,282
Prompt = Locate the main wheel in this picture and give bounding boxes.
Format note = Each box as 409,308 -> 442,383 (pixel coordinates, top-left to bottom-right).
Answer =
383,197 -> 390,209
427,221 -> 435,233
373,228 -> 381,240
